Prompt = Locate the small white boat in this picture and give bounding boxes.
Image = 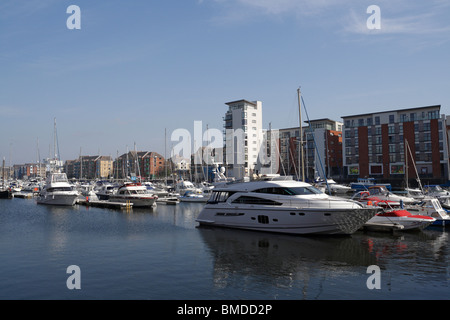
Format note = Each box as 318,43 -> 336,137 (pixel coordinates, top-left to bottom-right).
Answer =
316,179 -> 352,195
196,179 -> 380,235
423,185 -> 450,209
366,186 -> 417,205
406,198 -> 450,227
175,180 -> 198,196
95,183 -> 117,200
365,208 -> 435,231
108,182 -> 157,207
37,172 -> 79,206
179,189 -> 210,203
405,188 -> 426,201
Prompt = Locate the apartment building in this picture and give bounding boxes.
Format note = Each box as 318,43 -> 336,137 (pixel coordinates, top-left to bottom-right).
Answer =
342,105 -> 449,185
65,155 -> 113,179
114,151 -> 164,180
279,118 -> 343,181
13,163 -> 46,179
223,99 -> 263,179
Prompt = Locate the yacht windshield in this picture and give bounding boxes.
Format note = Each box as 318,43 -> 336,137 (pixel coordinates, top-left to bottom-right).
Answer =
207,191 -> 235,203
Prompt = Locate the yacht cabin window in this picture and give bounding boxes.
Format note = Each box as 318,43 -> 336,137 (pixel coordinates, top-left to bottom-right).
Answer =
254,186 -> 322,195
231,196 -> 282,206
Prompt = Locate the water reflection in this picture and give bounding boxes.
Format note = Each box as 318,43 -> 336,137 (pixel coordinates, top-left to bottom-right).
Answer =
352,230 -> 450,283
198,227 -> 378,293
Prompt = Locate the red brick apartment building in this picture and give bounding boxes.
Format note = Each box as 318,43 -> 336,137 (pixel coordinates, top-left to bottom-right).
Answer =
342,105 -> 449,186
279,118 -> 343,181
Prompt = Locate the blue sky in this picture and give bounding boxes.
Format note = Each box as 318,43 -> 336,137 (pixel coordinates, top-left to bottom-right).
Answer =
1,0 -> 449,164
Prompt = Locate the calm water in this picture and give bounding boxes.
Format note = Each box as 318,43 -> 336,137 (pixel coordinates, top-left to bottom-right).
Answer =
0,197 -> 449,300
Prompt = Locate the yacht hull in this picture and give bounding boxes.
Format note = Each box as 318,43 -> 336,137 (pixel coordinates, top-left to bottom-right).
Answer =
108,195 -> 157,207
196,206 -> 380,235
36,193 -> 78,206
366,215 -> 435,230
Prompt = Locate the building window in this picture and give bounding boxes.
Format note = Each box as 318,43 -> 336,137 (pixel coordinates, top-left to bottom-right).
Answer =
388,125 -> 395,134
370,165 -> 383,175
375,127 -> 381,135
389,115 -> 395,124
375,116 -> 380,125
428,110 -> 439,119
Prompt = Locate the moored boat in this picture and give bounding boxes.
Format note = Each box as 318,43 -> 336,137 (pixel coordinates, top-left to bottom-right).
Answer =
406,198 -> 450,227
36,172 -> 79,206
196,179 -> 380,235
108,182 -> 157,207
366,185 -> 417,205
350,178 -> 392,192
365,209 -> 435,231
179,189 -> 210,203
316,179 -> 352,195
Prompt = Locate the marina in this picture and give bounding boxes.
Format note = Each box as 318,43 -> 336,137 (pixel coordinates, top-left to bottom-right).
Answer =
1,1 -> 449,307
1,187 -> 450,300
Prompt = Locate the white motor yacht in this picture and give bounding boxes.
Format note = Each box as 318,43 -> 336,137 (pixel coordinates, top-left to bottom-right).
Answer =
175,180 -> 198,196
36,172 -> 79,206
196,179 -> 380,235
95,183 -> 117,200
109,182 -> 157,207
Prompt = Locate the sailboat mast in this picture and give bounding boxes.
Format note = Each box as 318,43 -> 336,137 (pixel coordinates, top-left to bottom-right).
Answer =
297,87 -> 304,181
164,128 -> 167,186
404,139 -> 408,190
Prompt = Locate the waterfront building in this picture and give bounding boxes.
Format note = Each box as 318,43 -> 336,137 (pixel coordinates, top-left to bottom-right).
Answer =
342,105 -> 449,186
223,99 -> 263,180
279,118 -> 343,181
13,163 -> 46,179
171,154 -> 191,180
114,151 -> 164,180
65,155 -> 113,180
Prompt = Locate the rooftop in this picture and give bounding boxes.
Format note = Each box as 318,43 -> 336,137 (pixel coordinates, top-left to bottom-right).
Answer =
341,105 -> 441,119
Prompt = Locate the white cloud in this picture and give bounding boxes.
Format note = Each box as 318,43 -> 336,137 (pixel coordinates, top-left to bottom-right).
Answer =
200,0 -> 450,38
344,6 -> 450,36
